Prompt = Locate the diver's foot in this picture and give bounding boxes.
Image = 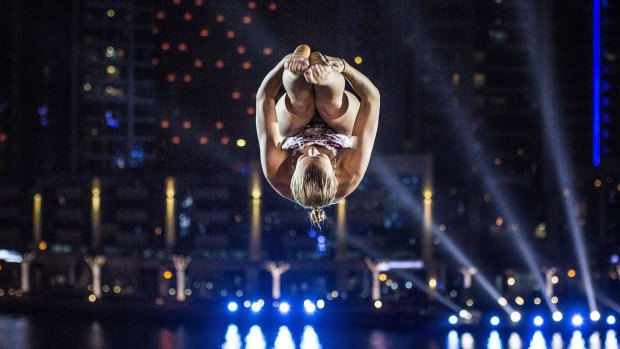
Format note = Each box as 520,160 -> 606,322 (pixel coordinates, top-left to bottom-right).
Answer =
304,51 -> 334,85
284,44 -> 311,74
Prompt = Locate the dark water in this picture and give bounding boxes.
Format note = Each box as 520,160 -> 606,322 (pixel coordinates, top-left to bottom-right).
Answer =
0,313 -> 618,349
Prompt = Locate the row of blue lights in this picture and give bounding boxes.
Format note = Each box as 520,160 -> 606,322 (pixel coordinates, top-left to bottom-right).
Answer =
227,299 -> 324,315
449,312 -> 617,327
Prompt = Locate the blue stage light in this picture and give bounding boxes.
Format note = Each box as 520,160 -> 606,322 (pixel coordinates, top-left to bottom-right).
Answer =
303,300 -> 316,314
490,316 -> 500,326
607,315 -> 616,325
572,314 -> 584,327
448,315 -> 458,325
278,302 -> 290,314
533,315 -> 544,327
227,301 -> 238,312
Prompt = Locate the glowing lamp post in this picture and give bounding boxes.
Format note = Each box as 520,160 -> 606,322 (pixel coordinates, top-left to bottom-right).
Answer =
20,252 -> 36,293
172,255 -> 191,302
265,261 -> 290,300
85,255 -> 106,299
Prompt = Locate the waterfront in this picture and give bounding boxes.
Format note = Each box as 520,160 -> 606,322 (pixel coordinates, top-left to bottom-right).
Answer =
0,312 -> 618,349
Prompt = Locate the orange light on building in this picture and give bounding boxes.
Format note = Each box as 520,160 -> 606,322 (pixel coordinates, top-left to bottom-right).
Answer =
199,136 -> 208,145
226,30 -> 235,39
194,59 -> 203,68
163,271 -> 173,279
237,46 -> 246,54
268,2 -> 277,10
215,60 -> 224,68
247,1 -> 257,9
183,74 -> 192,83
242,16 -> 252,24
38,241 -> 47,251
567,269 -> 576,278
220,136 -> 230,145
216,14 -> 225,23
166,74 -> 176,82
199,28 -> 209,37
161,119 -> 170,128
215,121 -> 224,129
151,58 -> 159,66
231,91 -> 241,100
172,136 -> 181,144
182,120 -> 191,129
263,47 -> 272,55
242,61 -> 251,70
183,12 -> 192,21
156,11 -> 165,20
161,42 -> 170,51
178,43 -> 187,52
246,107 -> 255,115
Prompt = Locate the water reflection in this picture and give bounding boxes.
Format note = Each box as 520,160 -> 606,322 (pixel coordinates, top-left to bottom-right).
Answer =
606,330 -> 619,349
273,326 -> 295,349
462,332 -> 475,349
486,331 -> 502,349
245,325 -> 266,349
569,330 -> 586,349
222,324 -> 242,349
508,332 -> 522,349
446,330 -> 459,349
529,331 -> 546,349
300,325 -> 321,349
367,330 -> 390,349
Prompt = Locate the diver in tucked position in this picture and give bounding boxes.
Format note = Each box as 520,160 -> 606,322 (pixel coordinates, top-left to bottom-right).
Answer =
256,44 -> 380,225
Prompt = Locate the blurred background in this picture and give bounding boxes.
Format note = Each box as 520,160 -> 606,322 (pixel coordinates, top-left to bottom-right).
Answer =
0,0 -> 619,347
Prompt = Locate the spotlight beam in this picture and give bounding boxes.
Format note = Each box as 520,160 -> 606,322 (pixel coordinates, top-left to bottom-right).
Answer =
516,0 -> 597,313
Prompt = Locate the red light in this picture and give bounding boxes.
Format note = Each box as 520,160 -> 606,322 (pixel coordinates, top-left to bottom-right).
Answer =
183,12 -> 192,21
242,61 -> 251,70
199,29 -> 209,37
263,47 -> 272,55
237,46 -> 246,54
199,136 -> 208,144
220,136 -> 230,145
178,43 -> 187,52
226,30 -> 235,39
166,74 -> 176,82
268,2 -> 277,10
247,1 -> 257,9
231,91 -> 241,100
216,14 -> 225,23
215,60 -> 224,68
215,121 -> 224,129
156,11 -> 165,20
161,120 -> 170,128
242,16 -> 252,24
183,74 -> 192,83
246,107 -> 255,115
161,42 -> 170,51
194,59 -> 203,68
172,136 -> 181,144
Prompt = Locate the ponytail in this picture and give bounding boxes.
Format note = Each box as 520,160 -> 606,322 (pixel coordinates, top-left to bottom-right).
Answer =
309,207 -> 327,227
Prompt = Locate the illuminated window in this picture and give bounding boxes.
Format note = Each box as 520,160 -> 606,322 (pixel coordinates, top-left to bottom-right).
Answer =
226,30 -> 235,39
473,73 -> 485,88
199,29 -> 209,37
178,43 -> 187,52
166,74 -> 176,82
242,16 -> 252,24
161,120 -> 170,128
231,91 -> 241,100
237,46 -> 246,54
183,74 -> 192,83
216,14 -> 225,23
242,61 -> 251,70
215,60 -> 224,68
161,42 -> 170,51
199,136 -> 208,144
263,47 -> 272,55
247,1 -> 257,9
246,107 -> 255,115
194,59 -> 203,68
183,12 -> 192,21
215,121 -> 224,129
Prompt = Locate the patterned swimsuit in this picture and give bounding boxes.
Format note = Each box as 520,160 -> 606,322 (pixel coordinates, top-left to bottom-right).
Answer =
281,116 -> 352,157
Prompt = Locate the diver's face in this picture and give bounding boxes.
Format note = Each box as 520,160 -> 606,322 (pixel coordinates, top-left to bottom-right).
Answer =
296,146 -> 335,175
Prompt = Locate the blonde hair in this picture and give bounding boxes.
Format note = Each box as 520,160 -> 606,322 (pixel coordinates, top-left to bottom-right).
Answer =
290,162 -> 337,226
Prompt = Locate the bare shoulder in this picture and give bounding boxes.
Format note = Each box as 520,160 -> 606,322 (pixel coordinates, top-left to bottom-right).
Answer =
265,164 -> 294,201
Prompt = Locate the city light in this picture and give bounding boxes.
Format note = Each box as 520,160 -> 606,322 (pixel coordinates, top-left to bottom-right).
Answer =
448,315 -> 458,325
572,314 -> 584,327
490,316 -> 500,326
591,310 -> 601,322
303,300 -> 316,314
553,311 -> 564,322
533,315 -> 544,327
250,301 -> 262,313
227,302 -> 238,312
278,302 -> 290,314
510,312 -> 522,323
607,315 -> 616,325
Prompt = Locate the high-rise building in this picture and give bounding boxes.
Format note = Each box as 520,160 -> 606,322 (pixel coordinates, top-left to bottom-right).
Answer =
75,0 -> 157,173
